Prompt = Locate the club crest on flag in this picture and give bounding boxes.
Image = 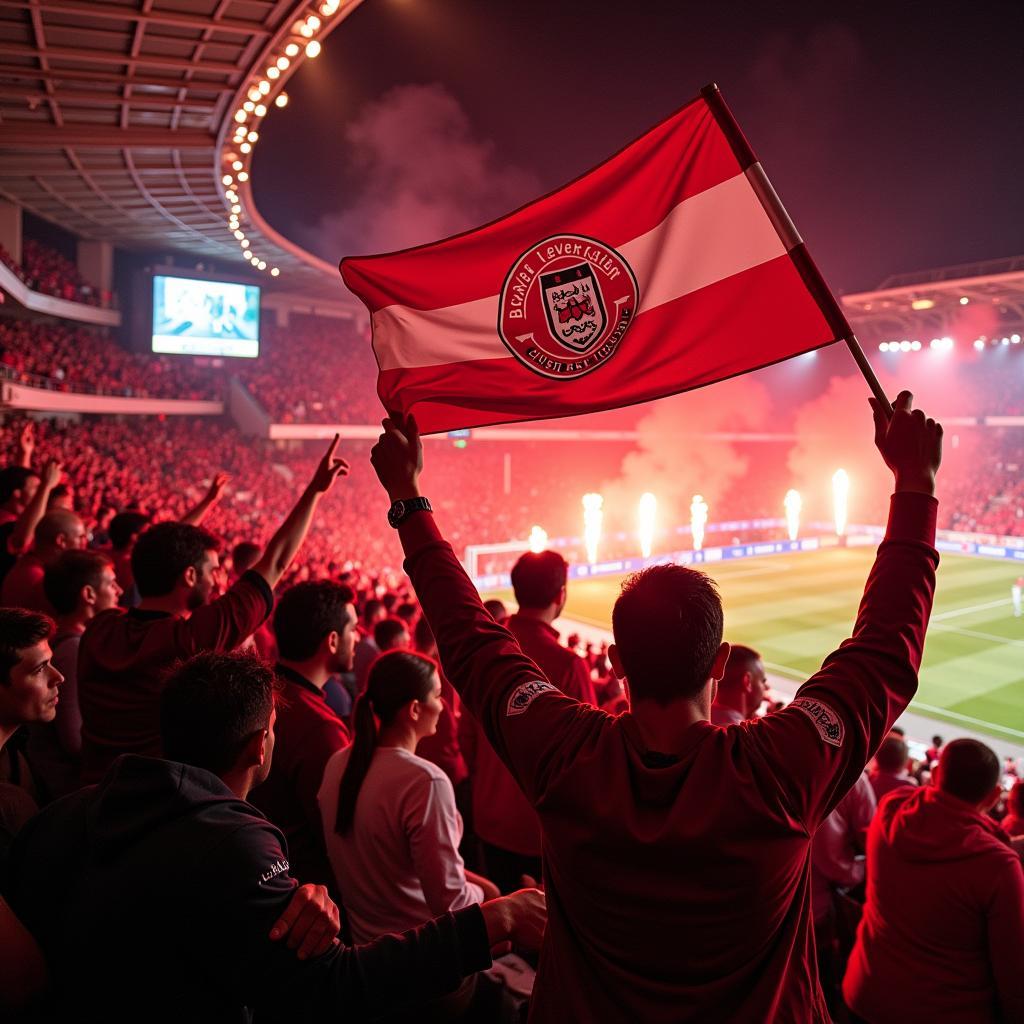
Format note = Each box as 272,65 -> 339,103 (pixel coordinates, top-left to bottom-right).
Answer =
498,233 -> 639,380
540,263 -> 605,353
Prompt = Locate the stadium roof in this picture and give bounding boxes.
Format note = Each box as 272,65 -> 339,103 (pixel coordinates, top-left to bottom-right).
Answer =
842,254 -> 1024,339
0,0 -> 363,299
1,6 -> 1021,323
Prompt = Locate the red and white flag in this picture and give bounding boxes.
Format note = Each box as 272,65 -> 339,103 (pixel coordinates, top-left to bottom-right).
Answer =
341,86 -> 848,434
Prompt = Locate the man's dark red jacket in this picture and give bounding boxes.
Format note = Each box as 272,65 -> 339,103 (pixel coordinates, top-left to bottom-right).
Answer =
399,492 -> 938,1022
843,784 -> 1024,1022
78,570 -> 273,782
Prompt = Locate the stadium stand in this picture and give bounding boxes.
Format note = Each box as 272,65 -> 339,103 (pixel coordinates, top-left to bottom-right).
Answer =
236,313 -> 380,424
0,239 -> 107,308
0,3 -> 1020,1018
0,319 -> 222,400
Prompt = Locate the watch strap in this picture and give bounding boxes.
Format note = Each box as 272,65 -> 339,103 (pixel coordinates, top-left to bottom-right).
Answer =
388,496 -> 432,527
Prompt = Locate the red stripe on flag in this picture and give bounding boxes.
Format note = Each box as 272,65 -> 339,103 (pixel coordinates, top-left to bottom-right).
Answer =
377,255 -> 837,434
342,98 -> 740,315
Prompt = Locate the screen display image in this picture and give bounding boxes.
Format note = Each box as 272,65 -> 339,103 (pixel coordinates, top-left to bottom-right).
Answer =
152,275 -> 260,358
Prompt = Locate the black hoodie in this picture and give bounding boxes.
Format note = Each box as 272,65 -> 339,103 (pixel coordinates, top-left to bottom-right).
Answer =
4,755 -> 491,1023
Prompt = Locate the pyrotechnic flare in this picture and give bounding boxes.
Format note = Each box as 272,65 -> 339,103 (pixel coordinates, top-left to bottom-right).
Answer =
638,492 -> 657,558
582,493 -> 603,564
690,494 -> 709,552
832,469 -> 849,537
784,489 -> 802,542
528,525 -> 548,554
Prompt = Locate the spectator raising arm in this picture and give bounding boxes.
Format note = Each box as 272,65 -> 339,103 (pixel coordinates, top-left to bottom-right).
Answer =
749,390 -> 944,830
251,435 -> 349,589
181,472 -> 229,527
16,422 -> 34,470
151,436 -> 349,663
371,415 -> 600,805
9,459 -> 61,557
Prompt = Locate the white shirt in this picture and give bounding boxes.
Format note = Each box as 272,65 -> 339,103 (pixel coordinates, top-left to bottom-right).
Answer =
318,745 -> 484,944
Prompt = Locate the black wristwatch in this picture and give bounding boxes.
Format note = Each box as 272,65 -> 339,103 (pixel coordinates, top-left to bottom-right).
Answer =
387,496 -> 432,528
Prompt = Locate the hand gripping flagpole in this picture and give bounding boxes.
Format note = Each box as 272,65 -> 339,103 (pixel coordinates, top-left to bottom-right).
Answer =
700,83 -> 892,415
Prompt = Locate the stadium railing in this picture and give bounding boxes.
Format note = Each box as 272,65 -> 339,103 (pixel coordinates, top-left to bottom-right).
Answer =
0,369 -> 224,416
0,260 -> 120,328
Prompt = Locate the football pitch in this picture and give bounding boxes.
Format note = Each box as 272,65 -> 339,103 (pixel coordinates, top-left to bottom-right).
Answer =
550,549 -> 1024,746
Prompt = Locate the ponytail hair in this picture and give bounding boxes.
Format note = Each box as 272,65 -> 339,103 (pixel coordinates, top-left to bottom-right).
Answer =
335,649 -> 438,834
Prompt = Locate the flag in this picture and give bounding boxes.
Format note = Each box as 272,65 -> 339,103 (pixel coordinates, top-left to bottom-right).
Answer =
340,85 -> 849,434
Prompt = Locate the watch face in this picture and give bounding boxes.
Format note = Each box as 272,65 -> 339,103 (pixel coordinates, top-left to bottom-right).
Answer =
389,500 -> 405,526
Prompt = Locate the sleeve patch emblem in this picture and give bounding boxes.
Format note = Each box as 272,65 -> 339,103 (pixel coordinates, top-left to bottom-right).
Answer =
791,697 -> 845,747
259,858 -> 290,885
506,680 -> 557,717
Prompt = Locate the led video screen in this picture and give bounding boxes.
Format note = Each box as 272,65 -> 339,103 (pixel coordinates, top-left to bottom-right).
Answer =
152,274 -> 260,358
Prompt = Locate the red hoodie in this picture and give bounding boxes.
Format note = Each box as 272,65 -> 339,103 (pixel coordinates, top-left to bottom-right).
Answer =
400,492 -> 937,1022
844,785 -> 1024,1023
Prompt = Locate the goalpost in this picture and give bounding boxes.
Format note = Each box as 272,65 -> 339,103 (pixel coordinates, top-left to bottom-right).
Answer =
463,539 -> 534,586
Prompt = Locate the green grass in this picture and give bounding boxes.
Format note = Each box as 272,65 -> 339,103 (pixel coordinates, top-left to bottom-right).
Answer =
520,549 -> 1024,743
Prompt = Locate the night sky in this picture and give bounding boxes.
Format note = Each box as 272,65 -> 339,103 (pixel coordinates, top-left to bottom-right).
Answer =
254,0 -> 1024,296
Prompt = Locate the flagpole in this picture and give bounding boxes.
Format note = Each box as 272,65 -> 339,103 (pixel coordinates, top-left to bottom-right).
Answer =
700,83 -> 892,414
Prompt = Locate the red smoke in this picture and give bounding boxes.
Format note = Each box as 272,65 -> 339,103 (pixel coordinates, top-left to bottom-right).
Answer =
602,376 -> 774,537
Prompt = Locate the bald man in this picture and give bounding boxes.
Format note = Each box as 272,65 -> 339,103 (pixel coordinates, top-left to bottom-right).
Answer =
710,644 -> 769,725
2,510 -> 87,614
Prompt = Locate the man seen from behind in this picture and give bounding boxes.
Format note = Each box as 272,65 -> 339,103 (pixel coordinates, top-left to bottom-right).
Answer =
370,390 -> 943,1022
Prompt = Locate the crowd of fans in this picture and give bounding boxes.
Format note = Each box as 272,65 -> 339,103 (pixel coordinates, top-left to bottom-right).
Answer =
236,313 -> 380,424
0,312 -> 1019,548
0,417 -> 665,574
0,391 -> 1019,1023
946,347 -> 1024,417
0,319 -> 221,400
0,416 -> 405,577
0,240 -> 110,308
0,311 -> 376,416
0,409 -> 1021,600
942,429 -> 1024,536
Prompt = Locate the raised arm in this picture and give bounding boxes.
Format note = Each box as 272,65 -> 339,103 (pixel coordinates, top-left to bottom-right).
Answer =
16,422 -> 34,470
8,458 -> 60,556
251,435 -> 349,589
181,471 -> 229,527
753,391 -> 943,827
371,414 -> 604,802
370,414 -> 537,706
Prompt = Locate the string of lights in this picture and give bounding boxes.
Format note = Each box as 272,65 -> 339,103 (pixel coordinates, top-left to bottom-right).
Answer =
220,0 -> 346,279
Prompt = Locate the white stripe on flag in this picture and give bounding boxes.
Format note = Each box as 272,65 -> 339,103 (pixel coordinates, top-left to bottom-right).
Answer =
372,297 -> 498,372
373,172 -> 789,373
622,169 -> 786,315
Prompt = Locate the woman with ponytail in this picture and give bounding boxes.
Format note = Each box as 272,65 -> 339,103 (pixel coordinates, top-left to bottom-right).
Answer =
318,649 -> 499,947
